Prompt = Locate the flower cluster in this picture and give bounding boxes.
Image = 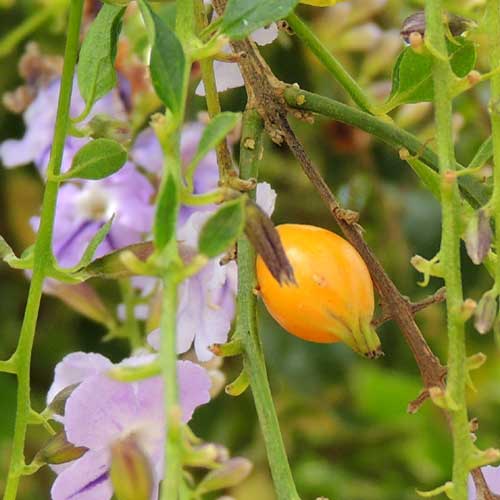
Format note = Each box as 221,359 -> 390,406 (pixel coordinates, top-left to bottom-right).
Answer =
0,7 -> 283,494
1,65 -> 276,357
47,352 -> 211,500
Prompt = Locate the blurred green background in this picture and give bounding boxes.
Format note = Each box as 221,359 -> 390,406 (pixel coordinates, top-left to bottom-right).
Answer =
1,0 -> 499,499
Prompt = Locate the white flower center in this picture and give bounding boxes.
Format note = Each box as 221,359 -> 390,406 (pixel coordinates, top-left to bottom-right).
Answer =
75,185 -> 115,221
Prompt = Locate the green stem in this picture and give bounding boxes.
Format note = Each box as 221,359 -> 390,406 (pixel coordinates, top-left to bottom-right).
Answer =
153,127 -> 183,500
283,86 -> 489,207
119,279 -> 142,350
237,109 -> 300,500
194,0 -> 237,182
3,1 -> 84,499
485,0 -> 500,297
181,188 -> 226,206
154,2 -> 196,498
286,13 -> 377,114
426,2 -> 472,499
159,269 -> 182,500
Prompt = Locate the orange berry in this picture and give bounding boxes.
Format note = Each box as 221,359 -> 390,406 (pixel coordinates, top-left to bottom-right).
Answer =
256,224 -> 382,358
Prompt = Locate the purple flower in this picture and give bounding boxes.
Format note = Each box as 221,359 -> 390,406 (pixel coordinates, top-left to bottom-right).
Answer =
148,182 -> 277,361
0,77 -> 126,174
195,24 -> 278,95
469,466 -> 500,498
32,163 -> 154,268
132,123 -> 221,225
48,352 -> 211,500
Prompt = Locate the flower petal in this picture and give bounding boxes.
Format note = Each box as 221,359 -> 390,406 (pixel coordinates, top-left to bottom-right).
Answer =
51,448 -> 112,500
256,182 -> 277,216
178,360 -> 211,421
47,352 -> 113,405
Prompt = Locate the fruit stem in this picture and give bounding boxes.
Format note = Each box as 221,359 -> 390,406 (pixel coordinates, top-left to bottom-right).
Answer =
236,108 -> 300,500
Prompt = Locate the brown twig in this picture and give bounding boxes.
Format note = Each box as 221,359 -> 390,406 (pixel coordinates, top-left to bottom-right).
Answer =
372,287 -> 447,328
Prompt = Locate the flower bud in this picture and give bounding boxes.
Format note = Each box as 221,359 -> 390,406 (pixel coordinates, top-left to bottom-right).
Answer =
110,436 -> 154,500
467,352 -> 487,371
197,458 -> 253,494
36,431 -> 88,465
244,201 -> 295,286
88,114 -> 131,145
474,291 -> 498,334
400,11 -> 474,43
464,209 -> 492,265
184,443 -> 219,467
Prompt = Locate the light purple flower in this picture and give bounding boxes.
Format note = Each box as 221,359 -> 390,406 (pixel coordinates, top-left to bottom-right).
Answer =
468,466 -> 500,498
148,182 -> 277,361
0,78 -> 126,174
48,352 -> 211,500
195,24 -> 278,95
132,122 -> 221,225
31,163 -> 154,268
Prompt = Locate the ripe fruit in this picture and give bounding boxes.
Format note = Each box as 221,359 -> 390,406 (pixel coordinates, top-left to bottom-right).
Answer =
256,224 -> 381,358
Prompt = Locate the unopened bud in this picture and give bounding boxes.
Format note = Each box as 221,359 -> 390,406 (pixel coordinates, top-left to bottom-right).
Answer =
400,11 -> 475,43
467,352 -> 487,371
467,70 -> 481,86
110,436 -> 154,500
401,11 -> 426,43
474,291 -> 498,334
244,201 -> 295,286
88,114 -> 131,145
399,148 -> 411,160
464,209 -> 492,265
35,431 -> 88,465
184,443 -> 219,467
428,386 -> 459,411
197,458 -> 253,494
461,298 -> 477,321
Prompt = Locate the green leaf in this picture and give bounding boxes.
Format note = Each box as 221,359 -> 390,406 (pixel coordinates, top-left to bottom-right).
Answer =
186,112 -> 241,179
154,173 -> 179,250
60,139 -> 127,180
220,0 -> 299,40
70,217 -> 115,270
199,198 -> 246,258
387,37 -> 476,107
77,4 -> 125,108
0,236 -> 33,269
138,0 -> 186,116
